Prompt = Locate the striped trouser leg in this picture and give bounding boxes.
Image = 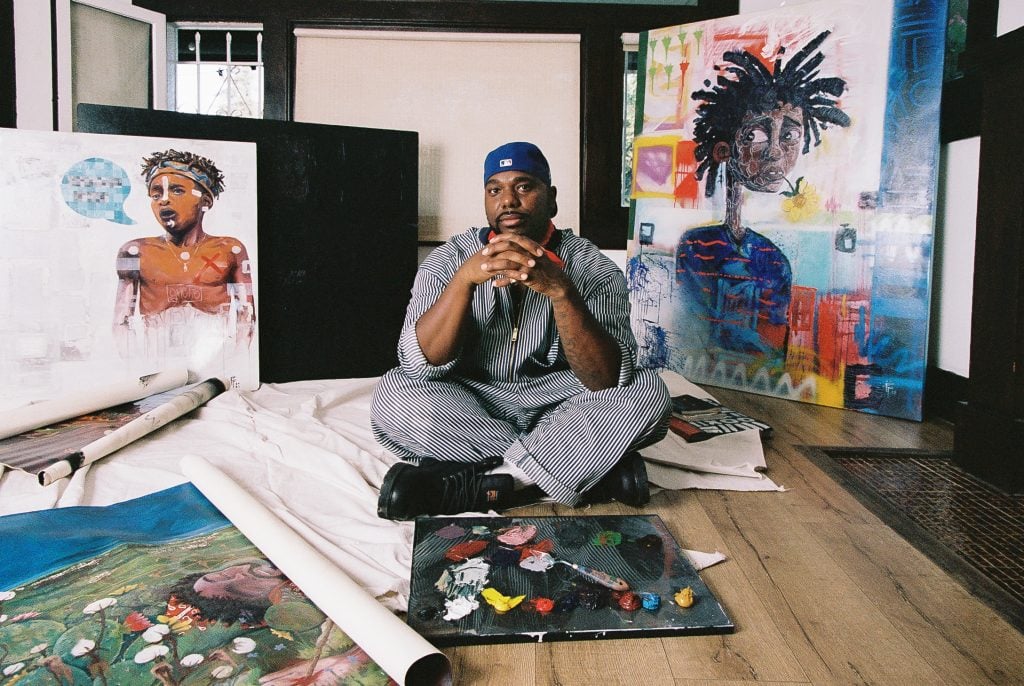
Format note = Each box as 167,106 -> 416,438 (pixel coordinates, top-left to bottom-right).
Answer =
370,368 -> 520,464
502,368 -> 671,506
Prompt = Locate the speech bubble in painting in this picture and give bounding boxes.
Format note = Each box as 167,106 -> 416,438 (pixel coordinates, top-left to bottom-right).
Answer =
61,157 -> 136,224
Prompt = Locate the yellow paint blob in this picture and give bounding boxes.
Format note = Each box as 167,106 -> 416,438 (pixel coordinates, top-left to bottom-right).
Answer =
673,587 -> 695,608
481,587 -> 525,614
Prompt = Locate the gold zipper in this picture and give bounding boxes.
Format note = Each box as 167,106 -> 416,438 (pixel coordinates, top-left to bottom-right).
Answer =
509,288 -> 522,382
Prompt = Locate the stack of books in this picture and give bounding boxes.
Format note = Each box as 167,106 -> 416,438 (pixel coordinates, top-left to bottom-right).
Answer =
668,394 -> 773,443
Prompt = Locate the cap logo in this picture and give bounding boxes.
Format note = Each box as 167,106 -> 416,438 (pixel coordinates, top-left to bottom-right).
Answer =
499,158 -> 513,168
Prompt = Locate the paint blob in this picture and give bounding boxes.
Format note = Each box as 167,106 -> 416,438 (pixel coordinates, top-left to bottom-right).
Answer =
637,534 -> 662,554
488,547 -> 521,567
435,524 -> 467,539
496,524 -> 537,546
443,596 -> 479,621
617,592 -> 641,611
481,588 -> 525,613
641,593 -> 661,611
673,587 -> 695,608
529,597 -> 555,614
592,530 -> 622,546
445,540 -> 488,562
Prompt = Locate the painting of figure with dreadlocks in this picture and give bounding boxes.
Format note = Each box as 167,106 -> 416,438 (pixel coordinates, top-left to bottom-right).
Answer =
626,0 -> 947,420
114,149 -> 256,355
675,30 -> 849,365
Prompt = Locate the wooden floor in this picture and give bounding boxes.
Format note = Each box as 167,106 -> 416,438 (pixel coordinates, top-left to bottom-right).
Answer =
442,389 -> 1024,685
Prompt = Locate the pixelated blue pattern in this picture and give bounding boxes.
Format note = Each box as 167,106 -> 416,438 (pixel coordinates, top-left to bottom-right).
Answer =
61,157 -> 136,225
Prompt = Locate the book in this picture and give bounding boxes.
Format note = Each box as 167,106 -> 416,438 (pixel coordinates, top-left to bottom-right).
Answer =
0,459 -> 451,685
671,394 -> 722,417
406,514 -> 733,646
669,395 -> 773,443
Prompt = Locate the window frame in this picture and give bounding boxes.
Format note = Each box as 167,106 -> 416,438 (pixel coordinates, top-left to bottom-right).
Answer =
55,0 -> 167,131
168,21 -> 265,118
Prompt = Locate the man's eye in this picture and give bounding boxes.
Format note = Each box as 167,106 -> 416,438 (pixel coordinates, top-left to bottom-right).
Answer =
516,184 -> 533,193
782,128 -> 801,142
743,129 -> 769,144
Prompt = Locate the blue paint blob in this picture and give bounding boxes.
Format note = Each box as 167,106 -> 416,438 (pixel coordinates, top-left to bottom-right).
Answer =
61,157 -> 136,224
641,592 -> 661,611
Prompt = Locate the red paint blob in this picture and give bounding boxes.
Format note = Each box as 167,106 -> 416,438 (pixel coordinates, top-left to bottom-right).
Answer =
617,592 -> 641,611
444,539 -> 488,561
518,538 -> 554,560
525,597 -> 555,614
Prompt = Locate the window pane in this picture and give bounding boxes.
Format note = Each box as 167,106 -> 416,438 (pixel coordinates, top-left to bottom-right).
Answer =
175,63 -> 262,118
173,27 -> 263,118
71,3 -> 151,129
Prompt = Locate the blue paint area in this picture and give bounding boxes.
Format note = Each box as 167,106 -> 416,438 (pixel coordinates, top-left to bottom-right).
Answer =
61,157 -> 137,224
879,0 -> 946,214
778,230 -> 833,293
639,321 -> 670,369
0,484 -> 230,588
626,254 -> 649,292
864,0 -> 945,419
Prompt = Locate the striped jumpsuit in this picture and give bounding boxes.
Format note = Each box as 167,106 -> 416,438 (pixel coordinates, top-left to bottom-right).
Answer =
370,227 -> 671,506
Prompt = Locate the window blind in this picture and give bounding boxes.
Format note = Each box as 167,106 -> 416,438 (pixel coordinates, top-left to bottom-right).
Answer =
294,29 -> 581,242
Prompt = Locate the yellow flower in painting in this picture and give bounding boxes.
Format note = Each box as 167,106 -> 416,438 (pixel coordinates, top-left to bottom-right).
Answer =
779,176 -> 821,222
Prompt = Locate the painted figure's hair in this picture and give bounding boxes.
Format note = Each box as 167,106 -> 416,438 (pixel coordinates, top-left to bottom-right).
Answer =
690,30 -> 851,196
141,149 -> 225,198
167,573 -> 269,625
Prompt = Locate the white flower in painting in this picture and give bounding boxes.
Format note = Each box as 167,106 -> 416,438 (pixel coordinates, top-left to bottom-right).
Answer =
180,654 -> 205,667
0,614 -> 7,623
231,637 -> 256,654
2,663 -> 25,676
30,643 -> 49,654
133,644 -> 170,664
71,638 -> 96,657
83,597 -> 117,614
0,590 -> 15,601
143,624 -> 171,643
210,665 -> 234,679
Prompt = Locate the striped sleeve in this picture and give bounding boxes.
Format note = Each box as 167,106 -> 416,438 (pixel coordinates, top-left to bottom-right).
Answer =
396,240 -> 466,380
561,234 -> 638,387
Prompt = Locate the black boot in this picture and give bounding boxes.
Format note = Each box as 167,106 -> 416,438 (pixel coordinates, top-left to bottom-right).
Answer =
583,451 -> 650,507
377,455 -> 513,520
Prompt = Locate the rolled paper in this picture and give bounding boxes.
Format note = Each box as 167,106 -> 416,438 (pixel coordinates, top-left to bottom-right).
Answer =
38,379 -> 226,486
0,368 -> 192,440
181,456 -> 452,686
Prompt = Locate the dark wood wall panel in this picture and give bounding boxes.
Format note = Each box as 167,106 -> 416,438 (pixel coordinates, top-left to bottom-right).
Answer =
955,25 -> 1024,493
1,0 -> 16,128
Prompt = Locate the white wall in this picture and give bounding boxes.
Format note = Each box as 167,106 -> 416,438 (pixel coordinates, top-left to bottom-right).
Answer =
999,2 -> 1024,36
13,0 -> 53,130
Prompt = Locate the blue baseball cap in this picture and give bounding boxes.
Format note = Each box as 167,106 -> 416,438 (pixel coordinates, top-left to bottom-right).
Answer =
483,142 -> 551,186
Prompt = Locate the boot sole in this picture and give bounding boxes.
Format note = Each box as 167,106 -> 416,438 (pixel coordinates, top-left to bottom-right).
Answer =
378,461 -> 416,520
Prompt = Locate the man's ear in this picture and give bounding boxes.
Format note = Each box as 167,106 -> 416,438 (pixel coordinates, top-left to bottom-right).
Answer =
712,141 -> 732,163
548,185 -> 558,219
